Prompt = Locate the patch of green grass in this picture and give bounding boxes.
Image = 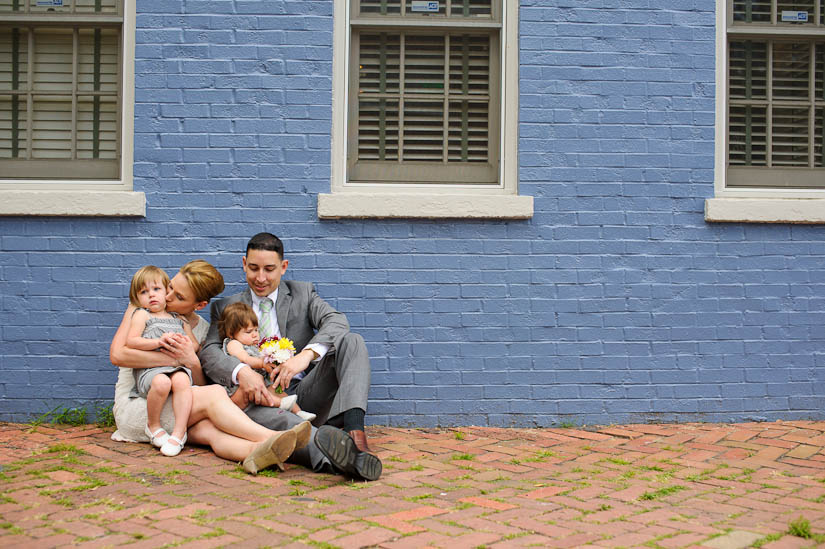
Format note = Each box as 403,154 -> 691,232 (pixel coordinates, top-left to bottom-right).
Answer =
304,541 -> 339,549
0,522 -> 23,535
597,503 -> 612,511
405,493 -> 432,502
203,527 -> 226,539
556,421 -> 576,429
639,465 -> 665,472
67,478 -> 108,492
452,453 -> 475,461
54,497 -> 74,507
255,468 -> 282,478
91,466 -> 132,480
638,485 -> 686,501
524,450 -> 556,462
43,443 -> 87,456
788,516 -> 811,539
454,430 -> 466,440
387,456 -> 407,462
95,401 -> 116,428
408,464 -> 424,471
604,457 -> 631,466
26,405 -> 64,430
80,497 -> 123,510
289,488 -> 307,497
219,467 -> 246,479
51,406 -> 88,426
752,533 -> 782,548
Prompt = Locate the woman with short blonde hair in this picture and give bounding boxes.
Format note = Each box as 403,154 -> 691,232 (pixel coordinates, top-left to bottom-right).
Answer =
110,260 -> 307,474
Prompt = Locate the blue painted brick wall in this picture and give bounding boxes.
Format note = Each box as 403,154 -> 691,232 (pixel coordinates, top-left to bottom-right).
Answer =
1,0 -> 824,426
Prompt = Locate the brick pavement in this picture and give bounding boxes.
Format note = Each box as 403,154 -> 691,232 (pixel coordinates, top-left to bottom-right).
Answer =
1,421 -> 824,548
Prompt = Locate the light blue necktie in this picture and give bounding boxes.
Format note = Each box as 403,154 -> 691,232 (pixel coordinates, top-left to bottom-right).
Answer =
258,297 -> 274,338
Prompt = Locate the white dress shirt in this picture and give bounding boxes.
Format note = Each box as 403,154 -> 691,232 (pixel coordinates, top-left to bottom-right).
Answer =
230,288 -> 329,384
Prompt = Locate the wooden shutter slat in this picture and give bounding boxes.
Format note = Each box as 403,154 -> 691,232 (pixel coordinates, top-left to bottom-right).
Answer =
772,106 -> 809,165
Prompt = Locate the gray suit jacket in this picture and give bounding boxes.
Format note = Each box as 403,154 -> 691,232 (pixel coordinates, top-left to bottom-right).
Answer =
199,280 -> 350,387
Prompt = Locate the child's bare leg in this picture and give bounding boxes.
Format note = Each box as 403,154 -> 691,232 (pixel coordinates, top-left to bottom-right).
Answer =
230,390 -> 249,409
146,374 -> 172,433
265,386 -> 283,406
290,404 -> 303,414
169,371 -> 192,441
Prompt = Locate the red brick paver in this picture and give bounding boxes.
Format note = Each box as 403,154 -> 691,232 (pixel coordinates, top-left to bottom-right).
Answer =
1,421 -> 824,548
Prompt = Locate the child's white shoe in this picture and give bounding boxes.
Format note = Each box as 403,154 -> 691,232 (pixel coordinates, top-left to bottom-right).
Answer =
279,394 -> 298,411
296,410 -> 316,422
161,433 -> 187,457
145,425 -> 169,448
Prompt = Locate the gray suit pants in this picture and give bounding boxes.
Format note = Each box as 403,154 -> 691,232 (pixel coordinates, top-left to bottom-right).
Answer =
290,332 -> 371,424
244,332 -> 371,471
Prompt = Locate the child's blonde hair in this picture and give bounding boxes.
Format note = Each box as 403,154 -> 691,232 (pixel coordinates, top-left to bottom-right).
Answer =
178,259 -> 225,303
129,265 -> 170,307
219,302 -> 259,341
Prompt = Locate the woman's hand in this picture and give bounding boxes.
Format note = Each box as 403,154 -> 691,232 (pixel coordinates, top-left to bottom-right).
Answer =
112,304 -> 179,368
158,332 -> 198,368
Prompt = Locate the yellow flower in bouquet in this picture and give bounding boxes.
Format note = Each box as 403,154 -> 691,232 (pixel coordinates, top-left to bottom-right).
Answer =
259,336 -> 296,365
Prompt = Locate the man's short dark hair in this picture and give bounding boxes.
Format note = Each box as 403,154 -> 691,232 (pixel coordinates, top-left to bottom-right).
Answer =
246,232 -> 284,258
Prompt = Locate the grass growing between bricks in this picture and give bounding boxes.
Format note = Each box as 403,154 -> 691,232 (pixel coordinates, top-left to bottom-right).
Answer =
1,422 -> 824,548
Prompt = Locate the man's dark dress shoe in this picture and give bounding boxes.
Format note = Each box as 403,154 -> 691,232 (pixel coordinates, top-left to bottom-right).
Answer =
348,429 -> 373,454
314,425 -> 382,481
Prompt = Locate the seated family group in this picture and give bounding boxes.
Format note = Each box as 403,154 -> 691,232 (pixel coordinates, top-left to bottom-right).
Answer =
109,232 -> 382,480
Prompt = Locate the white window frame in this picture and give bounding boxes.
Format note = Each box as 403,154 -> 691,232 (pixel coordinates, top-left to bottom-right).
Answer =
0,0 -> 143,217
706,0 -> 825,223
319,0 -> 532,219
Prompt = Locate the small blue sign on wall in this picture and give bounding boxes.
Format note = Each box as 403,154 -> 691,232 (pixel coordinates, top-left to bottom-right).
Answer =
781,10 -> 808,22
411,1 -> 439,13
35,0 -> 63,6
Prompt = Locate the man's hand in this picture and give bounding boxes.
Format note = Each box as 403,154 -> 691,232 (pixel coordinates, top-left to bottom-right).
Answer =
272,349 -> 313,391
238,365 -> 277,407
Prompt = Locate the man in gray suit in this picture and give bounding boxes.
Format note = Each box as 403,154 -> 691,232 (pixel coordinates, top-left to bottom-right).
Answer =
199,232 -> 381,480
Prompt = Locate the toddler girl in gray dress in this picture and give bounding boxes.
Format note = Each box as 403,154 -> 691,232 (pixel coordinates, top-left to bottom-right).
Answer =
126,265 -> 199,457
218,302 -> 315,421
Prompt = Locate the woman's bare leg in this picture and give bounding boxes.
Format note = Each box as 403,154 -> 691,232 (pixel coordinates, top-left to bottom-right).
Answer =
188,385 -> 276,442
187,419 -> 257,462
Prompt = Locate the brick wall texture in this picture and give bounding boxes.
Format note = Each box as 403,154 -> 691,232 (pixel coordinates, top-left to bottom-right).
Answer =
2,0 -> 823,426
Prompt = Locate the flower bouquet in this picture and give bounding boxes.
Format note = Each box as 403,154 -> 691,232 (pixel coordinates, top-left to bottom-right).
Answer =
259,336 -> 296,393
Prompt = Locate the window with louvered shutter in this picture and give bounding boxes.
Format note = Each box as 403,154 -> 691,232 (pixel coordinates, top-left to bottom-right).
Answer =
347,0 -> 501,185
0,0 -> 122,180
727,0 -> 825,188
